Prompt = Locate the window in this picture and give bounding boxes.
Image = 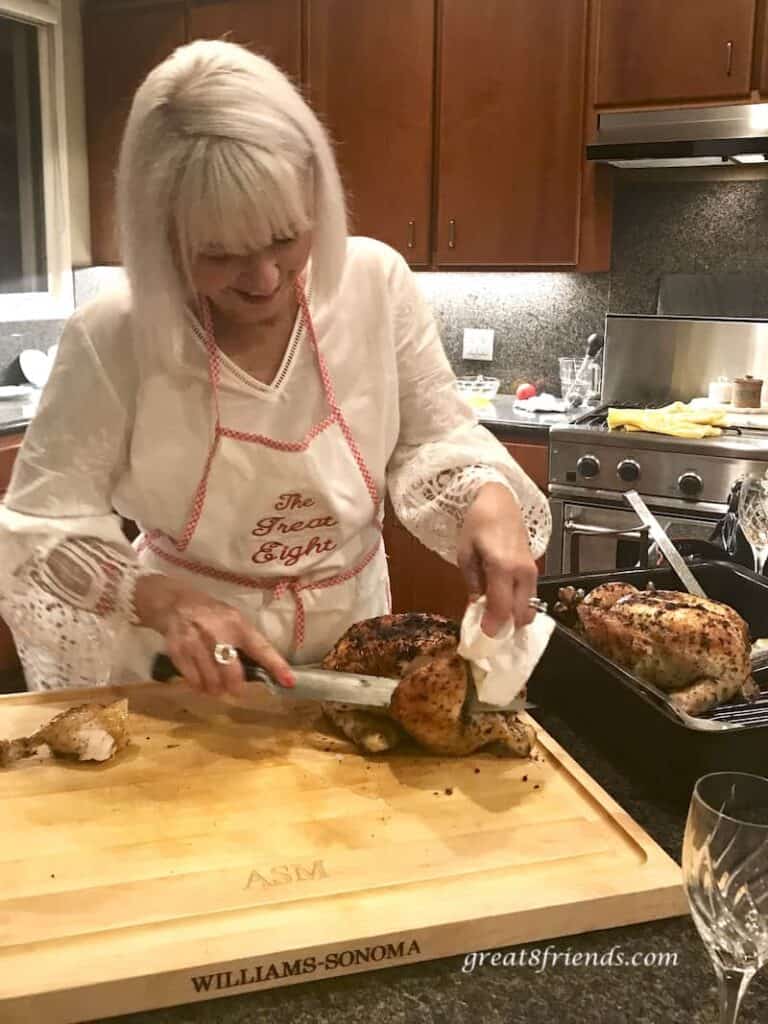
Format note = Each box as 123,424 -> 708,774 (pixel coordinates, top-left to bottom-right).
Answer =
0,0 -> 72,319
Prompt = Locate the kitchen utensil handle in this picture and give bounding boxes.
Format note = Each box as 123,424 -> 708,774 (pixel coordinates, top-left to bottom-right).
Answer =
564,520 -> 650,574
151,651 -> 277,690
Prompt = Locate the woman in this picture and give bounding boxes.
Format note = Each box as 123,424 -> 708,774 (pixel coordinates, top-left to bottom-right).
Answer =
0,40 -> 550,696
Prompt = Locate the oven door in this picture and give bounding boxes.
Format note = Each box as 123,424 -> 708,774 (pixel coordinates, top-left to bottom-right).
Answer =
548,500 -> 720,575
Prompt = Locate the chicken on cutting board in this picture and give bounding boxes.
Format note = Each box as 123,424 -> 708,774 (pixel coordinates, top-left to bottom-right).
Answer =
563,584 -> 758,715
0,699 -> 130,766
321,613 -> 535,756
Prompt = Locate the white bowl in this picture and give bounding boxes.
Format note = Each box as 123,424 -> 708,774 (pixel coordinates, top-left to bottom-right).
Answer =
456,375 -> 500,400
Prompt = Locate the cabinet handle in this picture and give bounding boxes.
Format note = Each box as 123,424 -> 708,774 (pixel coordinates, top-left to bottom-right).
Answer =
407,219 -> 416,249
725,40 -> 734,77
448,219 -> 456,249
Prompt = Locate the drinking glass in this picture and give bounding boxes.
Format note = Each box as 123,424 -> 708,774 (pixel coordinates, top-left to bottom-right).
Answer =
737,474 -> 768,576
683,772 -> 768,1024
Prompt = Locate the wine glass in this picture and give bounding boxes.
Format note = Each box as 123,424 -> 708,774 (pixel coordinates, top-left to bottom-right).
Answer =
737,475 -> 768,576
683,772 -> 768,1024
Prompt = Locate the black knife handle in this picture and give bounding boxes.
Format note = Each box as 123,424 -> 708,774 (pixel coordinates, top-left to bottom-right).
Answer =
151,650 -> 271,684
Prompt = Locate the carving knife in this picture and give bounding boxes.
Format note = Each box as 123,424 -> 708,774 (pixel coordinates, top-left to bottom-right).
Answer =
624,489 -> 707,598
151,651 -> 529,712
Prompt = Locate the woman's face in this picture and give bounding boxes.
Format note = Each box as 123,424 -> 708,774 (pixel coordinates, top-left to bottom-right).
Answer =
190,231 -> 312,325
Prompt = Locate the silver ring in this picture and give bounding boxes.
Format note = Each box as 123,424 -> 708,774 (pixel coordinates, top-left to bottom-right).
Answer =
213,643 -> 238,666
528,597 -> 548,614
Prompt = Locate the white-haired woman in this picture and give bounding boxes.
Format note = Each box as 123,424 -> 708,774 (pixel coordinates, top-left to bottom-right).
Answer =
0,40 -> 551,696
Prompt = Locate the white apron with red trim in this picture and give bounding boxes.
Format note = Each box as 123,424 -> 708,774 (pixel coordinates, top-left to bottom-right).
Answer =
113,291 -> 390,681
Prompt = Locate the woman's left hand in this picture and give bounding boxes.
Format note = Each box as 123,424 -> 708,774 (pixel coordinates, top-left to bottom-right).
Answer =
457,482 -> 538,635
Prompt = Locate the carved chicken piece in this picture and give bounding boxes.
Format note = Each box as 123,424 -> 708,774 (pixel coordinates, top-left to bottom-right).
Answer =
0,699 -> 130,767
322,613 -> 534,757
389,647 -> 535,757
570,584 -> 757,714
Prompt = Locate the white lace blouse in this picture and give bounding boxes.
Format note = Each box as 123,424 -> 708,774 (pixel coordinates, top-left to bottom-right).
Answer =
0,237 -> 551,689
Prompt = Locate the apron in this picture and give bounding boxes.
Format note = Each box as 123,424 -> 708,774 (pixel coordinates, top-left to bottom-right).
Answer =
117,286 -> 390,680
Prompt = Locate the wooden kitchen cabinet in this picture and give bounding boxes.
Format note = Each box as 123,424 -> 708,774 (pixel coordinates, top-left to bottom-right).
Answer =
384,439 -> 549,618
756,0 -> 768,95
0,431 -> 23,499
83,0 -> 300,265
306,0 -> 434,265
83,0 -> 609,271
435,0 -> 589,267
84,0 -> 186,264
188,0 -> 301,82
594,0 -> 757,108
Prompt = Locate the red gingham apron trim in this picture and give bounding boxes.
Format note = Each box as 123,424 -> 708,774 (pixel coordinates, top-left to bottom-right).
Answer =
140,530 -> 383,648
144,283 -> 384,648
218,414 -> 336,450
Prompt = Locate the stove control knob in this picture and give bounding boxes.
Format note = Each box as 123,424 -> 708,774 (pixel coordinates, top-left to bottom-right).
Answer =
576,455 -> 600,479
617,459 -> 640,482
678,472 -> 703,498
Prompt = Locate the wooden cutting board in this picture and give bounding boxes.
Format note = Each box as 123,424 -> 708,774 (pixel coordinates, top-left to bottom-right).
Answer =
0,682 -> 687,1024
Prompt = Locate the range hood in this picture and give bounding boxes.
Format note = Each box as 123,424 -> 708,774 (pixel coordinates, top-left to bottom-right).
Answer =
586,103 -> 768,168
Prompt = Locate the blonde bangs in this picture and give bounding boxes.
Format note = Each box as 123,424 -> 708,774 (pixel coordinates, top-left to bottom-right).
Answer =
117,40 -> 348,349
173,137 -> 313,281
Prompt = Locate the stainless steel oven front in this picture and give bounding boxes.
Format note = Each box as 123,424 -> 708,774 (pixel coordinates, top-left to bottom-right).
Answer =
546,494 -> 724,576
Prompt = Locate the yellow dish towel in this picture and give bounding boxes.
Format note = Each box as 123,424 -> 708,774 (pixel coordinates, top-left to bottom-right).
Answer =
607,402 -> 727,439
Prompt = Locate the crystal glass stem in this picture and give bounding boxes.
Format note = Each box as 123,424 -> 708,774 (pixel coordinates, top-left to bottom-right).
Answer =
716,966 -> 754,1024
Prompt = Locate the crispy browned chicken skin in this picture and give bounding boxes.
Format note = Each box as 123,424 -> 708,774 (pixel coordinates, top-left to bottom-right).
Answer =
321,613 -> 534,756
575,584 -> 757,714
0,699 -> 130,766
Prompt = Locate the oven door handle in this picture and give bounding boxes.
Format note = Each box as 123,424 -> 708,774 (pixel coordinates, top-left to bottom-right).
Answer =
563,519 -> 651,573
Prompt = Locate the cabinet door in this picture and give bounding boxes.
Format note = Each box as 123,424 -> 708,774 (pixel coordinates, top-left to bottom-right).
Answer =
436,0 -> 587,267
0,431 -> 24,498
188,0 -> 301,82
502,441 -> 549,494
758,0 -> 768,96
382,501 -> 467,620
84,1 -> 186,265
306,0 -> 434,265
383,438 -> 550,617
595,0 -> 757,107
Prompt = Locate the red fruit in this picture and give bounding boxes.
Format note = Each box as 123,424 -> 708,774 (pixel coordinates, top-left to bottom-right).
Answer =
515,382 -> 537,400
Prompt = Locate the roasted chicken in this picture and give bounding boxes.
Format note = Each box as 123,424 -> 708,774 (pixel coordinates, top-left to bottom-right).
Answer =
0,699 -> 130,766
559,583 -> 758,715
322,613 -> 535,756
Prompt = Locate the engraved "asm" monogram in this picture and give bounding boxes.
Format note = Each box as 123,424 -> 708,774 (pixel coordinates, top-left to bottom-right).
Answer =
244,860 -> 328,890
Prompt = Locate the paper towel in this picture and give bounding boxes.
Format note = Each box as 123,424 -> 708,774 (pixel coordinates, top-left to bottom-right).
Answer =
457,596 -> 554,706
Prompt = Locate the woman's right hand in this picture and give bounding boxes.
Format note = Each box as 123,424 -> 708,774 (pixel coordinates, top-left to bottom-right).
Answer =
134,574 -> 295,697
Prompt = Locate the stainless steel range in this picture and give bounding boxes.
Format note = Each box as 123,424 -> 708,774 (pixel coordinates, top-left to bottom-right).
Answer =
546,315 -> 768,575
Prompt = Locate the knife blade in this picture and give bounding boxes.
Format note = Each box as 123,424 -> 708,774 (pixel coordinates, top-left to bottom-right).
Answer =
151,651 -> 530,711
152,652 -> 399,707
624,490 -> 707,598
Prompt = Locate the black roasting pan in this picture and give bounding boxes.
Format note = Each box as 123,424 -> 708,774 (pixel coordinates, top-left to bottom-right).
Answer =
529,561 -> 768,799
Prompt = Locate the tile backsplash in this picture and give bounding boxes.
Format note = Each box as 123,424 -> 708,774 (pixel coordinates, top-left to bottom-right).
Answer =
415,271 -> 609,395
6,174 -> 768,393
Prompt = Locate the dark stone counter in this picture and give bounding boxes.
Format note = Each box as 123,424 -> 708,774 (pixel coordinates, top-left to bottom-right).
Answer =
478,394 -> 575,441
0,396 -> 36,435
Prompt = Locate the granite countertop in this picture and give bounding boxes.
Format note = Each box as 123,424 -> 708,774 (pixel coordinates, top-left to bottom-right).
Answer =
91,711 -> 768,1024
0,392 -> 571,442
0,394 -> 38,436
478,394 -> 574,440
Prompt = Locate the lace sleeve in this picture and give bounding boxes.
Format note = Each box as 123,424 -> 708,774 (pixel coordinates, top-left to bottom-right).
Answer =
385,254 -> 552,565
0,311 -> 154,691
406,463 -> 550,563
0,524 -> 152,691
